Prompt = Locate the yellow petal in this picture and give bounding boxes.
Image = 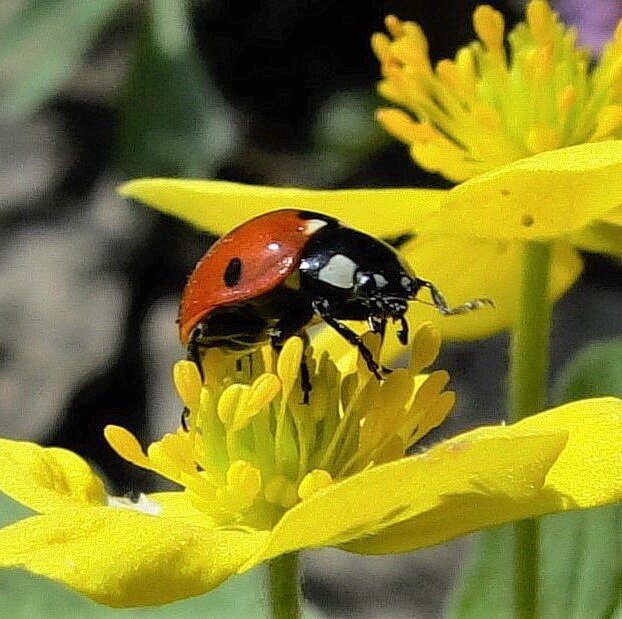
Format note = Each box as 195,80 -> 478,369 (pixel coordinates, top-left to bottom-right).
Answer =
421,141 -> 622,240
397,235 -> 582,342
569,221 -> 622,258
600,204 -> 622,227
514,397 -> 622,507
346,397 -> 622,554
310,236 -> 581,350
119,178 -> 444,237
241,429 -> 567,569
0,439 -> 106,514
0,506 -> 268,607
147,491 -> 217,528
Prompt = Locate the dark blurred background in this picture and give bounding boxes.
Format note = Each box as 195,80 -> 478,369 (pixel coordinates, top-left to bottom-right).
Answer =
1,1 -> 622,616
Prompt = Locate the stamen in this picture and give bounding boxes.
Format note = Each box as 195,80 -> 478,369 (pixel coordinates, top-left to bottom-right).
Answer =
108,323 -> 452,528
298,470 -> 333,500
473,6 -> 507,68
372,0 -> 622,180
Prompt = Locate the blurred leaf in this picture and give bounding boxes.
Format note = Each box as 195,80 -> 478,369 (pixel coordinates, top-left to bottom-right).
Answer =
446,525 -> 514,618
0,567 -> 269,617
449,338 -> 622,617
117,0 -> 235,178
538,338 -> 622,617
553,337 -> 622,404
538,339 -> 622,618
0,0 -> 123,120
538,505 -> 622,619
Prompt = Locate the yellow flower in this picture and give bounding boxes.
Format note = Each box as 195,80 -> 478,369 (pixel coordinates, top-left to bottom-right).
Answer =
1,324 -> 622,607
373,1 -> 622,181
119,1 -> 622,347
371,0 -> 622,256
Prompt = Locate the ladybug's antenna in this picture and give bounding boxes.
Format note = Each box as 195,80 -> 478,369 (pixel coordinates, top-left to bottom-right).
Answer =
416,278 -> 494,315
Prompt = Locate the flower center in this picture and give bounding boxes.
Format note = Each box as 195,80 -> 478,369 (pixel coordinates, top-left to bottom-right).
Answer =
106,323 -> 454,529
373,0 -> 622,181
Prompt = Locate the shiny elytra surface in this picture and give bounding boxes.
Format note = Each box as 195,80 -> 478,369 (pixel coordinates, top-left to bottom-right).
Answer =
179,209 -> 323,343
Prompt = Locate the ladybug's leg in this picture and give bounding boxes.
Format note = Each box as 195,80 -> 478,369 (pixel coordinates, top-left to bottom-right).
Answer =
396,315 -> 409,345
299,358 -> 312,405
367,315 -> 394,375
368,315 -> 387,339
312,300 -> 383,381
181,407 -> 190,431
417,279 -> 494,315
181,324 -> 211,430
297,330 -> 312,405
187,325 -> 206,380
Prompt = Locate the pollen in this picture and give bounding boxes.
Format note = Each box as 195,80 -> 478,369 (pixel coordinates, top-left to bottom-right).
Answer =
373,0 -> 622,181
106,323 -> 454,528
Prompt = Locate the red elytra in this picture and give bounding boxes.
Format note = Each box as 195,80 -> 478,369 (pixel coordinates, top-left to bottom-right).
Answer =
179,209 -> 323,344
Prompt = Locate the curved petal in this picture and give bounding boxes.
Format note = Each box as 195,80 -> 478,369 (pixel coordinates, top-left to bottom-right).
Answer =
310,237 -> 582,353
240,429 -> 567,570
119,178 -> 445,237
513,397 -> 622,507
569,222 -> 622,258
0,506 -> 268,607
0,439 -> 106,514
420,141 -> 622,240
345,397 -> 622,554
599,204 -> 622,227
147,491 -> 219,529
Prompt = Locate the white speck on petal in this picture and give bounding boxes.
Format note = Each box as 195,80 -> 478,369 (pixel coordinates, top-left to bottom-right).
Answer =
107,493 -> 162,516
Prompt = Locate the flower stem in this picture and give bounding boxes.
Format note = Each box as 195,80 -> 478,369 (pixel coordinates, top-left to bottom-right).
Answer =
509,241 -> 552,422
268,552 -> 301,619
509,240 -> 552,619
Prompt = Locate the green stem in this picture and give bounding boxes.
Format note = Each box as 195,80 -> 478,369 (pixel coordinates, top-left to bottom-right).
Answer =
268,552 -> 301,619
509,240 -> 552,619
509,241 -> 552,422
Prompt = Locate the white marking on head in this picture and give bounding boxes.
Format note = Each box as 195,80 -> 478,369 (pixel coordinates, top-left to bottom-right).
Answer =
373,273 -> 389,288
303,219 -> 328,236
268,242 -> 280,251
318,254 -> 358,289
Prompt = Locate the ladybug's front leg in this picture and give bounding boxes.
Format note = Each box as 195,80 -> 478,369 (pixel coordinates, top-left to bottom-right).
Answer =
416,278 -> 494,315
312,299 -> 383,381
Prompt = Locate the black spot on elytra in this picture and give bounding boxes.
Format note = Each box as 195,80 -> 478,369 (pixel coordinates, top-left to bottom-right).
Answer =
224,257 -> 242,287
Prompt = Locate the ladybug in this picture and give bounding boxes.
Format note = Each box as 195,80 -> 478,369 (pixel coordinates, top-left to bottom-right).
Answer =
179,209 -> 492,401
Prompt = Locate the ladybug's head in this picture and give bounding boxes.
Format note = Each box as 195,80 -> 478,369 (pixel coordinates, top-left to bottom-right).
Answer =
299,225 -> 421,322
